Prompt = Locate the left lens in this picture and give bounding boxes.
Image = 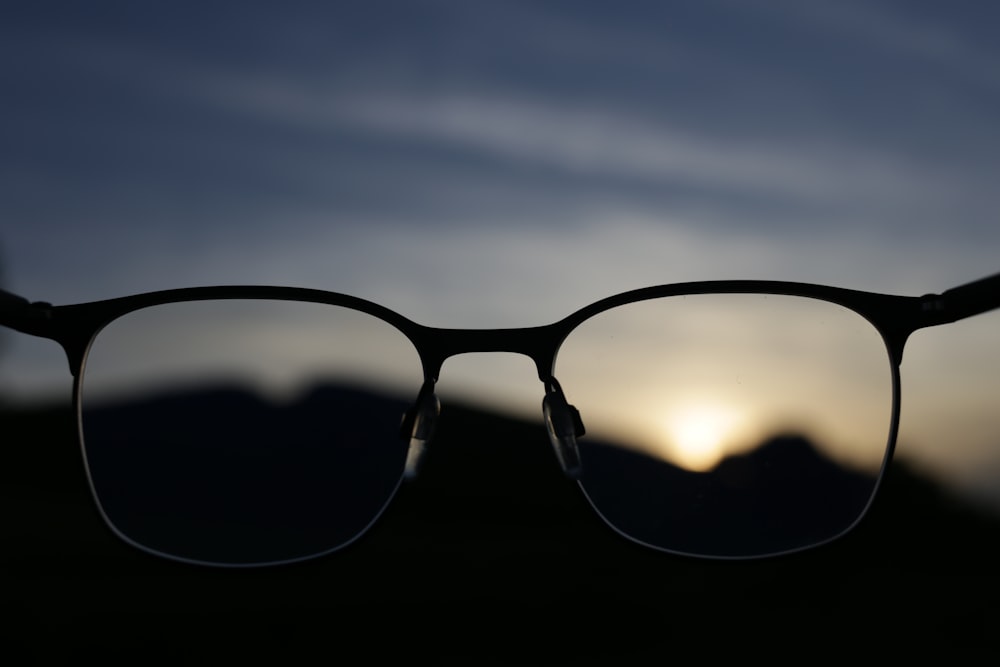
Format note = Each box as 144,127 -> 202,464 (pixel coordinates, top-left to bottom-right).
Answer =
554,292 -> 896,558
79,299 -> 424,566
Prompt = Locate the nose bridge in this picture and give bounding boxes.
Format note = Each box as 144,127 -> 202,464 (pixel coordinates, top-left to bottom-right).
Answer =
409,323 -> 586,480
413,324 -> 562,381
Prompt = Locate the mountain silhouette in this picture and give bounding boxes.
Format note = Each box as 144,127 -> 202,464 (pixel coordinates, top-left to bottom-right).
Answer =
3,386 -> 1000,661
81,383 -> 414,564
576,432 -> 875,557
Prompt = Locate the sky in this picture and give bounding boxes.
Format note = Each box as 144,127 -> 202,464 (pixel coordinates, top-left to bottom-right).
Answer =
1,2 -> 999,508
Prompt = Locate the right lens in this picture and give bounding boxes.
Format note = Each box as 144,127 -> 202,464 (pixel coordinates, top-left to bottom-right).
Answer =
79,298 -> 424,566
555,292 -> 896,558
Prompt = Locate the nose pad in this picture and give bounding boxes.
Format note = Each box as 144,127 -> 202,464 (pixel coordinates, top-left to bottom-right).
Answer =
399,383 -> 440,479
542,380 -> 585,480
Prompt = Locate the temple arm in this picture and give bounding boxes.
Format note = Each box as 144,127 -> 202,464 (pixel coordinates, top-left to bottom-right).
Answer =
0,288 -> 55,337
921,272 -> 1000,326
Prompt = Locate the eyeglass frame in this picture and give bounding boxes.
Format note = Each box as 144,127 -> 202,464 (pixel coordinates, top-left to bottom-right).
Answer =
2,272 -> 999,559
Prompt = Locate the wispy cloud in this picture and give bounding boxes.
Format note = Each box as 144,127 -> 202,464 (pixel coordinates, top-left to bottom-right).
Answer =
7,0 -> 998,243
188,76 -> 994,227
755,0 -> 1000,88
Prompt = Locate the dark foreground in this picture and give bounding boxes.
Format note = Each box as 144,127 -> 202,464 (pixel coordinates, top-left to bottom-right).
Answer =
4,401 -> 999,663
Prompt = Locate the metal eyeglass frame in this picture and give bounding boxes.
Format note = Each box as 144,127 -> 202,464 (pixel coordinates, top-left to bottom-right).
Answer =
1,271 -> 998,558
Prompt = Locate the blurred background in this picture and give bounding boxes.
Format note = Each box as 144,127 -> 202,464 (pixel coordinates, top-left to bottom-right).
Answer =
1,1 -> 998,510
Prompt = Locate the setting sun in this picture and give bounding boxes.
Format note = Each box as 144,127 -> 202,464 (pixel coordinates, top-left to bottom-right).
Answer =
662,403 -> 744,471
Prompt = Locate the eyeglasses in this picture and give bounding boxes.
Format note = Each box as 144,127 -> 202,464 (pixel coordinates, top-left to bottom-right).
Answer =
2,274 -> 998,567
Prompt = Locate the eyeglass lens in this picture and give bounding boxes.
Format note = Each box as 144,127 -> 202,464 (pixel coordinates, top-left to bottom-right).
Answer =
80,299 -> 424,565
557,293 -> 894,557
79,294 -> 895,564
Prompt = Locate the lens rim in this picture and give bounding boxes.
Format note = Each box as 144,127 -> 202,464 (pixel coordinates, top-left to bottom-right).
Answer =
554,292 -> 901,559
76,296 -> 425,567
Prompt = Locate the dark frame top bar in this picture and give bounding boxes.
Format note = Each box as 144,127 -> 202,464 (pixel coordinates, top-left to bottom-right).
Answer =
1,272 -> 998,380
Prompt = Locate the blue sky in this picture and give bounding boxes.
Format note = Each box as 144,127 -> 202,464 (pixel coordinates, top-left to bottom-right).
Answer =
2,1 -> 999,507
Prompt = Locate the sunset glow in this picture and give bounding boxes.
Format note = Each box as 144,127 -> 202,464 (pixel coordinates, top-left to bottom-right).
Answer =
661,402 -> 745,471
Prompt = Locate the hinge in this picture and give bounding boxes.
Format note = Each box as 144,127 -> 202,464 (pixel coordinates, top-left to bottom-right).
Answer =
918,293 -> 956,326
0,291 -> 55,334
919,294 -> 945,313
